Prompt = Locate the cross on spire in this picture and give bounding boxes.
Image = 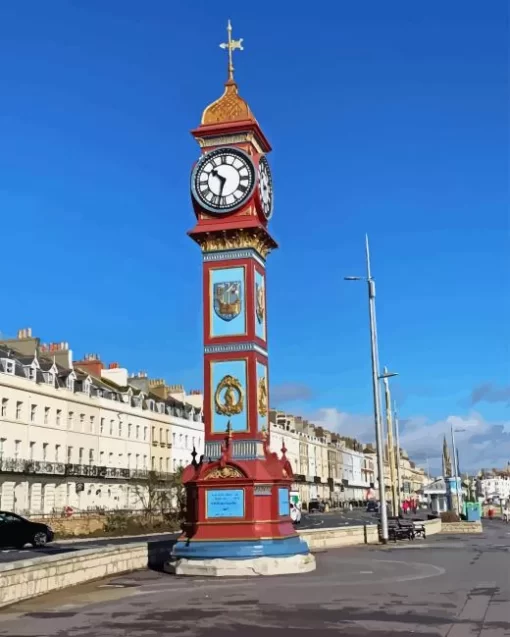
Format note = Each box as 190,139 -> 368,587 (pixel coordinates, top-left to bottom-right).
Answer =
219,19 -> 244,83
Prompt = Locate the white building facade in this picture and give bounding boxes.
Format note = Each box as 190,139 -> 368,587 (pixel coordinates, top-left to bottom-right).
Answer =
342,448 -> 372,502
478,473 -> 510,503
0,341 -> 204,515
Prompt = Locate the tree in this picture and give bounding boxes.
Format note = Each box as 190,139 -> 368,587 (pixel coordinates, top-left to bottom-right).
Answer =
133,468 -> 185,522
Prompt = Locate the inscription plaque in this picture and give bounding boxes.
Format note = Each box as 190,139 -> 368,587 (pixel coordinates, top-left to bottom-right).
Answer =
206,488 -> 245,518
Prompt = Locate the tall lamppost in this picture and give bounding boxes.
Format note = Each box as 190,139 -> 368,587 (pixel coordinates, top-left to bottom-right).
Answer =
380,368 -> 398,516
345,235 -> 389,543
451,426 -> 465,514
393,400 -> 403,513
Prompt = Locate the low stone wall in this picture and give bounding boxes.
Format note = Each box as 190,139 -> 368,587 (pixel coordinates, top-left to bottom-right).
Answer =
440,521 -> 483,534
423,517 -> 442,535
0,543 -> 148,608
29,515 -> 106,537
298,518 -> 442,550
299,524 -> 378,549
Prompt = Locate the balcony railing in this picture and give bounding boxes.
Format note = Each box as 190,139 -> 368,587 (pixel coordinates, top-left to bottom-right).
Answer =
0,457 -> 173,481
0,457 -> 66,476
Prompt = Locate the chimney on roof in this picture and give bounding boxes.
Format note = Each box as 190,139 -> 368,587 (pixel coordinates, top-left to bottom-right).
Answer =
109,362 -> 119,370
74,353 -> 104,377
17,328 -> 32,339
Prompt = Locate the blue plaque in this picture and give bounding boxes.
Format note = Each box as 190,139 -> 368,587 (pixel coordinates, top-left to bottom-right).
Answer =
278,487 -> 290,516
206,488 -> 245,518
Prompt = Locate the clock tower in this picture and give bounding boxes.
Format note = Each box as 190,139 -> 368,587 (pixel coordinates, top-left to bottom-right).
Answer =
168,22 -> 315,576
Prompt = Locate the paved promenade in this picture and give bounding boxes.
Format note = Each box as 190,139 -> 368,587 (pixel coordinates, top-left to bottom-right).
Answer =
0,520 -> 508,636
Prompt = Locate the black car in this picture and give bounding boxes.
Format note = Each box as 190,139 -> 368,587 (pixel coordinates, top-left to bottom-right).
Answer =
366,501 -> 379,513
0,511 -> 54,548
308,499 -> 326,513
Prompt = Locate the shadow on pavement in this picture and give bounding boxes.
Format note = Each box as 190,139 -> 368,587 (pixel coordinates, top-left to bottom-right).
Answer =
146,537 -> 177,571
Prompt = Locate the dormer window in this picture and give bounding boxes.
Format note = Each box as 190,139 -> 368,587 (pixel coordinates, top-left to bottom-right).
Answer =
27,366 -> 36,380
148,399 -> 155,412
66,376 -> 75,392
83,379 -> 91,396
3,360 -> 15,375
158,403 -> 165,414
46,372 -> 54,385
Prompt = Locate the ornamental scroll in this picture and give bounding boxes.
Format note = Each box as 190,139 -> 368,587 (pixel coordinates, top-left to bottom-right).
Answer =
204,465 -> 245,480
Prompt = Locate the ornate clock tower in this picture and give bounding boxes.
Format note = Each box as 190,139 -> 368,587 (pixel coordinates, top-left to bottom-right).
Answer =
169,22 -> 315,576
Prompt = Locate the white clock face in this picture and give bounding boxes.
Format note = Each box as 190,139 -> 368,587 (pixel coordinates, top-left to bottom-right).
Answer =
258,156 -> 274,219
191,147 -> 256,213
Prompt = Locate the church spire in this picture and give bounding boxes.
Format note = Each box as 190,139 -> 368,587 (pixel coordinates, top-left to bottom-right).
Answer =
442,436 -> 452,478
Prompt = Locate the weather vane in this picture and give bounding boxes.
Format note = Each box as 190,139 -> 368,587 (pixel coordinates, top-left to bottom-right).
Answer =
219,19 -> 244,82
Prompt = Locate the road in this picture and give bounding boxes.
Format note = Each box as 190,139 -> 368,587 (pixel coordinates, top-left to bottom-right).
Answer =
0,510 -> 378,564
0,519 -> 508,636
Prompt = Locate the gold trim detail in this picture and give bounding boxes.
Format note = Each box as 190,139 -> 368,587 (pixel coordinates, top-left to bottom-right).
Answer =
198,229 -> 275,259
215,374 -> 244,416
257,375 -> 268,417
256,279 -> 265,324
204,465 -> 245,480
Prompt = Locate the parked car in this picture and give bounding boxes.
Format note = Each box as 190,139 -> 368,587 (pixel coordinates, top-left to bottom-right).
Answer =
290,502 -> 302,524
0,511 -> 54,549
308,499 -> 325,514
366,501 -> 379,513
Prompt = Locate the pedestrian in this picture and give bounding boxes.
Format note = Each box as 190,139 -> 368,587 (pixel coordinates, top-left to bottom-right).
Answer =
503,504 -> 510,524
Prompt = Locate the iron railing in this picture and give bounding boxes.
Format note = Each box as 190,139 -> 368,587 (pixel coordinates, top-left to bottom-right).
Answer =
0,457 -> 173,481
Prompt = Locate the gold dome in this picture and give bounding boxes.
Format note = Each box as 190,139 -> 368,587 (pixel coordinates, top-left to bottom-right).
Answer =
201,80 -> 257,126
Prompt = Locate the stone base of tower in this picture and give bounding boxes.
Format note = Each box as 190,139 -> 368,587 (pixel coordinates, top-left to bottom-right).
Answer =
165,552 -> 316,577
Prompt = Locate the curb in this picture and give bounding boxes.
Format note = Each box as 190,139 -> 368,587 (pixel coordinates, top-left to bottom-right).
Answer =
57,531 -> 178,545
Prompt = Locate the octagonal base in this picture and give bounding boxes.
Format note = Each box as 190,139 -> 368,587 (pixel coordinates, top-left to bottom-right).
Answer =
164,552 -> 316,577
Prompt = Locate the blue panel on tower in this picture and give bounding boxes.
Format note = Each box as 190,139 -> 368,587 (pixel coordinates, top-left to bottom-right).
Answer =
254,270 -> 266,341
210,266 -> 246,337
211,359 -> 248,433
278,487 -> 290,516
206,489 -> 245,518
256,361 -> 268,431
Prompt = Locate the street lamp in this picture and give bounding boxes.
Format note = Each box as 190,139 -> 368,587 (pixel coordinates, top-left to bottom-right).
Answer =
379,368 -> 398,516
393,400 -> 403,512
451,426 -> 466,514
344,235 -> 389,543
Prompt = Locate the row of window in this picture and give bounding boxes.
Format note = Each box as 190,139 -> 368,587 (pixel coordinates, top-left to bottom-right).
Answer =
1,398 -> 199,448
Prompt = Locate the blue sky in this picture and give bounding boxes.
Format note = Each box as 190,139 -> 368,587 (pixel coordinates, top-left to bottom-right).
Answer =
1,1 -> 508,471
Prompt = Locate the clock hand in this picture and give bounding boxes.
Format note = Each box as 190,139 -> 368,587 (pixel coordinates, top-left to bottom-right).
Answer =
211,168 -> 227,196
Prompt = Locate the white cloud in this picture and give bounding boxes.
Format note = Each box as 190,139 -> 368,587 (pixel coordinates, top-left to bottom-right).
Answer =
308,407 -> 510,474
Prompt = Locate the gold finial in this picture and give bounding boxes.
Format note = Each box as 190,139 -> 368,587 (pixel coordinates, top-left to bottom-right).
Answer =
219,19 -> 244,83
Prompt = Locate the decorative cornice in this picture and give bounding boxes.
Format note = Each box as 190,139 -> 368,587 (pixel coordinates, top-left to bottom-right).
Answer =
196,133 -> 264,153
203,248 -> 265,267
195,228 -> 276,260
204,342 -> 267,356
